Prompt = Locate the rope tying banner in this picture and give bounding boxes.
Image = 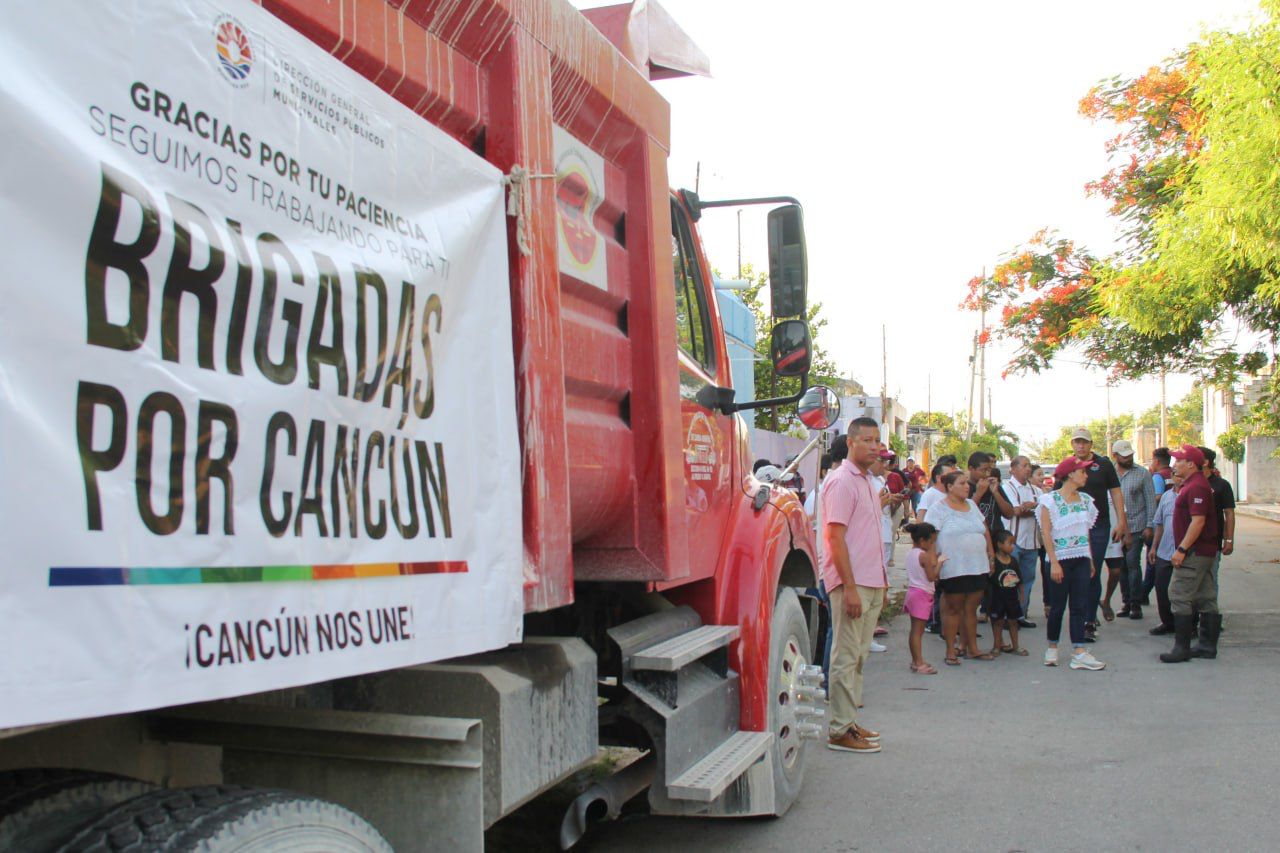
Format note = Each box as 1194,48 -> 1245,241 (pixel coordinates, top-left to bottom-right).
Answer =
501,165 -> 555,256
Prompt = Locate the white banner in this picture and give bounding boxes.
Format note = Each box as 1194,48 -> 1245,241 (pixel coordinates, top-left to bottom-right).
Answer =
0,0 -> 522,728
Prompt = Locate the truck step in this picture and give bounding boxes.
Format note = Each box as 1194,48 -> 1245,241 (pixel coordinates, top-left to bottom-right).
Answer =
631,625 -> 739,672
666,730 -> 772,802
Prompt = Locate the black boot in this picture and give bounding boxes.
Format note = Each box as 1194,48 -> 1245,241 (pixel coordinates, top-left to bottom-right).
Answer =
1149,622 -> 1173,636
1190,613 -> 1222,659
1129,604 -> 1143,620
1160,615 -> 1195,663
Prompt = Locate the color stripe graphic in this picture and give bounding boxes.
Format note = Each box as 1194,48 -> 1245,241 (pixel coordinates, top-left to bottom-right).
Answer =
48,561 -> 468,587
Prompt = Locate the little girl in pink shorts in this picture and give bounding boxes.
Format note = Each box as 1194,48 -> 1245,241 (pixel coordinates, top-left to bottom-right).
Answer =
904,522 -> 946,674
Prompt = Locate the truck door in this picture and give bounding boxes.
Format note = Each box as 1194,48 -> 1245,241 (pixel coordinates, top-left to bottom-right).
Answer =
670,199 -> 733,580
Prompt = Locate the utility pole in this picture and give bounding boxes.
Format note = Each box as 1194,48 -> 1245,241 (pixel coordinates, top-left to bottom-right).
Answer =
977,267 -> 986,435
881,324 -> 889,443
966,332 -> 978,440
988,388 -> 993,430
1160,370 -> 1168,447
1105,382 -> 1113,449
736,209 -> 742,279
694,161 -> 700,195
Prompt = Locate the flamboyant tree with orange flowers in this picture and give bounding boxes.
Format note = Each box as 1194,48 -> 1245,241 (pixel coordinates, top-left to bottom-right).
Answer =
967,3 -> 1280,435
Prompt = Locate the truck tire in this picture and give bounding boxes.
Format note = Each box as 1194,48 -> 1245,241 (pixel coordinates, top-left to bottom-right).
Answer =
767,586 -> 811,816
0,768 -> 155,852
54,785 -> 392,852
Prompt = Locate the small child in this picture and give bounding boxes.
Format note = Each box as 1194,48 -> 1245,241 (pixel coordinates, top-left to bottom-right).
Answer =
989,529 -> 1027,656
904,522 -> 945,674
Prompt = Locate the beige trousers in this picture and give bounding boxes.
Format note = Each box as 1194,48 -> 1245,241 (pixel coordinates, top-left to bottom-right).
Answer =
827,584 -> 886,737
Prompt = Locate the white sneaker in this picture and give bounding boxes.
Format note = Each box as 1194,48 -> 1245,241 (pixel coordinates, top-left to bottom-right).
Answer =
1043,648 -> 1058,667
1070,651 -> 1106,671
869,641 -> 887,653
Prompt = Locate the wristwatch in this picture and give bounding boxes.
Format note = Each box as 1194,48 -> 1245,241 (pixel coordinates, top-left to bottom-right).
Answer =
1176,546 -> 1190,555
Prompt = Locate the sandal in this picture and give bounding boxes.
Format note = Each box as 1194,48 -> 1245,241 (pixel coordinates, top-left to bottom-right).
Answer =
1000,644 -> 1014,653
971,651 -> 996,661
1101,601 -> 1115,622
1009,647 -> 1029,656
913,662 -> 937,674
944,656 -> 961,666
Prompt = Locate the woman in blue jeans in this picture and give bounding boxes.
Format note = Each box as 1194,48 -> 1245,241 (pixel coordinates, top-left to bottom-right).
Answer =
1038,457 -> 1107,671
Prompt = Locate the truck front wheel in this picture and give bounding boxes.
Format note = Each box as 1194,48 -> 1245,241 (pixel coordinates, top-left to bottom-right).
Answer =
767,586 -> 811,815
55,784 -> 392,852
0,768 -> 155,851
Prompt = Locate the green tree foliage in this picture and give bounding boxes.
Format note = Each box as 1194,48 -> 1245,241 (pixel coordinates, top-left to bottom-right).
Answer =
1218,424 -> 1247,463
733,262 -> 844,431
908,412 -> 1018,464
1028,386 -> 1204,464
963,4 -> 1280,442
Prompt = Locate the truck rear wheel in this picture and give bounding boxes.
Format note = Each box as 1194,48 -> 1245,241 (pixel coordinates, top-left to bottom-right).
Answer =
0,768 -> 155,852
767,586 -> 810,815
54,784 -> 392,852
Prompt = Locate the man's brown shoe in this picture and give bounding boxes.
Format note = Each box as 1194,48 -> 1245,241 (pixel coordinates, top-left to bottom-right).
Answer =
827,731 -> 881,753
853,724 -> 881,743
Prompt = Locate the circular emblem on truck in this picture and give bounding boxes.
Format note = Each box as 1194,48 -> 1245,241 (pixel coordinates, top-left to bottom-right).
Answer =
555,157 -> 600,269
214,15 -> 254,85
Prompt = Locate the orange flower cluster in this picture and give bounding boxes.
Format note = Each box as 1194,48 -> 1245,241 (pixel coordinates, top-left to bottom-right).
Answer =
961,227 -> 1101,377
1077,57 -> 1203,221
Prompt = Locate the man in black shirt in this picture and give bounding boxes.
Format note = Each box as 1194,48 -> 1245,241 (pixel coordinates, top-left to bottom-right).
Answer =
967,451 -> 1009,538
1056,428 -> 1127,641
1199,447 -> 1237,592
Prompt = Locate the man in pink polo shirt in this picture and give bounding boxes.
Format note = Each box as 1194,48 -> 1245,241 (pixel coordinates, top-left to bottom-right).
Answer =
821,416 -> 888,754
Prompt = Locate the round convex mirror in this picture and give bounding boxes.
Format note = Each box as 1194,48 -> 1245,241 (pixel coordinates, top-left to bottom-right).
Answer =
797,385 -> 840,430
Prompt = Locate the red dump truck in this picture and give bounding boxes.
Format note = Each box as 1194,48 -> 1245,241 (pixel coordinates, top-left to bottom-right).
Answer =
0,0 -> 839,848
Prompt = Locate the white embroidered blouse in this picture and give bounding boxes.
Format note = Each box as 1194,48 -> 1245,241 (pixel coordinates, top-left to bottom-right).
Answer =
1037,490 -> 1098,561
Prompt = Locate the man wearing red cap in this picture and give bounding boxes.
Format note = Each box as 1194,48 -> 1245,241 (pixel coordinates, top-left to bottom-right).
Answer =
1160,444 -> 1220,663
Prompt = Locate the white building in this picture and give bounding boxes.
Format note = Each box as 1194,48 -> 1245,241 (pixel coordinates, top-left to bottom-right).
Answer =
1203,368 -> 1280,503
834,394 -> 909,448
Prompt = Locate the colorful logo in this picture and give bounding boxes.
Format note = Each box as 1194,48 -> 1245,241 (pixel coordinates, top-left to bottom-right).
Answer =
214,15 -> 254,85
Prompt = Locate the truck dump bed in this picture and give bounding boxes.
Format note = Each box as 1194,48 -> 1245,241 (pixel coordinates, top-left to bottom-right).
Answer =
265,0 -> 697,610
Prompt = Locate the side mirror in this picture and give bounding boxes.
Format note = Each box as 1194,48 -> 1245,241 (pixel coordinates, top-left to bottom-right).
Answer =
798,385 -> 841,431
770,319 -> 811,377
767,204 -> 807,317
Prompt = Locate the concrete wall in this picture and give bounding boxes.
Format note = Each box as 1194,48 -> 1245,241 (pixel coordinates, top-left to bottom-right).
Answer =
751,429 -> 819,498
1244,437 -> 1280,503
1202,376 -> 1280,502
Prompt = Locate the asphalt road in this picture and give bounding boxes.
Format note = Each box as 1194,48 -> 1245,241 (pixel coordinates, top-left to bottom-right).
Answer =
582,515 -> 1280,853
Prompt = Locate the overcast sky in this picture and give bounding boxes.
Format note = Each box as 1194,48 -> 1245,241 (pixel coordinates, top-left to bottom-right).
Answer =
575,0 -> 1263,449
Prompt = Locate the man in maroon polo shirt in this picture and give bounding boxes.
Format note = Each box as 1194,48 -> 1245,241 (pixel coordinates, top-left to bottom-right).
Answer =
1159,444 -> 1220,663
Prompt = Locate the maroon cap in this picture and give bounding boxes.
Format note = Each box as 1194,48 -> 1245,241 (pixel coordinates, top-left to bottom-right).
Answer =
1054,456 -> 1092,479
878,449 -> 894,459
1171,443 -> 1206,467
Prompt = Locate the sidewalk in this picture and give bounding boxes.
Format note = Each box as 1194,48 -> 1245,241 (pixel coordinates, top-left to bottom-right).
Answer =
1237,503 -> 1280,523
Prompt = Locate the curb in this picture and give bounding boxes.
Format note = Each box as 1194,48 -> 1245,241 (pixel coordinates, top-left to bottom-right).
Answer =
1237,505 -> 1280,523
